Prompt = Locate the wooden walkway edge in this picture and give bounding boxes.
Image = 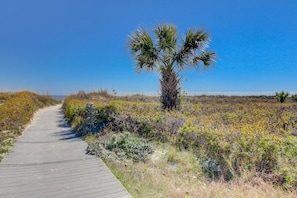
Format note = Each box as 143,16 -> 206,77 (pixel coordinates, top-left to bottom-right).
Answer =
0,105 -> 131,198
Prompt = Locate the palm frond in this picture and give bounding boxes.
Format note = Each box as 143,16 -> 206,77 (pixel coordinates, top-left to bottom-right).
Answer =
184,29 -> 210,51
128,28 -> 158,73
135,50 -> 158,73
173,46 -> 190,66
154,24 -> 177,52
192,52 -> 216,66
128,28 -> 154,52
174,29 -> 214,68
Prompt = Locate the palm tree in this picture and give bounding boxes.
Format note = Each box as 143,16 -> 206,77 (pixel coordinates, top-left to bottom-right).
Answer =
128,24 -> 215,110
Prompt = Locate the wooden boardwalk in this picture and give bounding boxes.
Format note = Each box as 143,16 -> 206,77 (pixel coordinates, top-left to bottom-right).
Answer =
0,105 -> 131,198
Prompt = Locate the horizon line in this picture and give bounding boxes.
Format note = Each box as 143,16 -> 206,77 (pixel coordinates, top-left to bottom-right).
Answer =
51,91 -> 297,97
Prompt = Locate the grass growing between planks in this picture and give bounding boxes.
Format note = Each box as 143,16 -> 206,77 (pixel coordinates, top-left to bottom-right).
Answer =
64,91 -> 297,197
0,91 -> 58,161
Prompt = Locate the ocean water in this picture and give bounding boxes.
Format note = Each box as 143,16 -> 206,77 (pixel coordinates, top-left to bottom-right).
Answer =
51,95 -> 67,101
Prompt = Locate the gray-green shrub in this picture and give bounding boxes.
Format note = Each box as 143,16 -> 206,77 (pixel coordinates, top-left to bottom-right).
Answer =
87,132 -> 154,162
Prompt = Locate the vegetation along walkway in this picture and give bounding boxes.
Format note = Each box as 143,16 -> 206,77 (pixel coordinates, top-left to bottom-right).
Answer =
0,105 -> 131,198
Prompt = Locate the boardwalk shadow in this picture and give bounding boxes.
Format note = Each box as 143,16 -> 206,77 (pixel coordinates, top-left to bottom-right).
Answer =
53,108 -> 82,142
52,129 -> 82,142
58,130 -> 81,141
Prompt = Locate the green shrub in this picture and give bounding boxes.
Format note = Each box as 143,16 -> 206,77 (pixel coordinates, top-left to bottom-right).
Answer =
87,132 -> 154,162
64,101 -> 118,136
292,94 -> 297,102
76,103 -> 101,136
276,91 -> 289,103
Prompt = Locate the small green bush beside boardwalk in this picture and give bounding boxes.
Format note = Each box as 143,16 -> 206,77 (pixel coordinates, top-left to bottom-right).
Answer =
0,91 -> 58,161
63,92 -> 297,196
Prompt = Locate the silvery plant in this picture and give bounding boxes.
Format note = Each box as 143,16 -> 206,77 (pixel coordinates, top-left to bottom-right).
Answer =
203,158 -> 222,178
76,103 -> 102,136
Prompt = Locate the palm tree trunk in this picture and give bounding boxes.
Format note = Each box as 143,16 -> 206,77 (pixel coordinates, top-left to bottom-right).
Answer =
160,67 -> 180,110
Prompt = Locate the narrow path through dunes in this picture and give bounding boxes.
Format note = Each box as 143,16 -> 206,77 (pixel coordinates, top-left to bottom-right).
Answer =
0,105 -> 131,198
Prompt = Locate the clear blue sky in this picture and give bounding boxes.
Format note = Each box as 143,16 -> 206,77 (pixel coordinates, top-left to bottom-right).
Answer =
1,0 -> 296,95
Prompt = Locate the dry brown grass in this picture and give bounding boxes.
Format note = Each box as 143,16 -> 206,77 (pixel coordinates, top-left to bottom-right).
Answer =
110,162 -> 297,198
107,144 -> 297,198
